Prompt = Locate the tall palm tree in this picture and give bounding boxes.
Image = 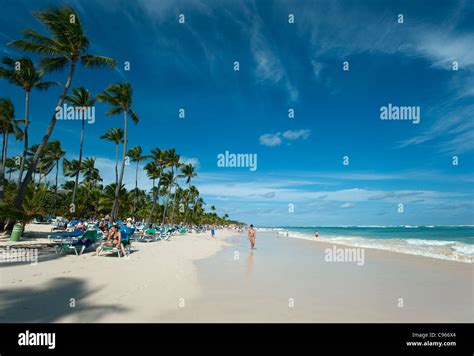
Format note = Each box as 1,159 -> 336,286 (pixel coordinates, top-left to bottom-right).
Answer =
188,185 -> 199,222
9,5 -> 116,209
96,83 -> 139,220
160,171 -> 174,225
5,157 -> 17,181
43,140 -> 65,193
161,149 -> 180,225
100,128 -> 124,187
0,57 -> 58,188
145,161 -> 160,223
181,163 -> 197,223
127,145 -> 143,213
0,98 -> 23,201
64,87 -> 95,205
81,157 -> 101,186
170,184 -> 184,225
62,158 -> 81,181
145,148 -> 165,223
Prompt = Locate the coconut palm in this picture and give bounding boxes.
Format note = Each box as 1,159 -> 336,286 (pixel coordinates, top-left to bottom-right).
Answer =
96,83 -> 139,220
0,98 -> 23,201
5,157 -> 17,181
80,157 -> 102,186
181,163 -> 197,223
64,87 -> 95,204
100,128 -> 124,186
62,158 -> 80,180
160,171 -> 174,225
9,5 -> 116,209
43,140 -> 65,193
145,148 -> 166,223
0,57 -> 59,188
161,149 -> 180,225
145,161 -> 160,222
127,145 -> 144,212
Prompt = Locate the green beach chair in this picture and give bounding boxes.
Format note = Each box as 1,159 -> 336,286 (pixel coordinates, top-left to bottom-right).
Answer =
140,227 -> 160,242
98,233 -> 131,258
56,230 -> 99,256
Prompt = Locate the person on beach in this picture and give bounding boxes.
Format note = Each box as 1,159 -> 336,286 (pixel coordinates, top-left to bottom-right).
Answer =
211,224 -> 216,238
248,224 -> 256,249
94,224 -> 126,256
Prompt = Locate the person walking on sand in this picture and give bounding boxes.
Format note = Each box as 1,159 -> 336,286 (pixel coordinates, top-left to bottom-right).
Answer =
248,224 -> 256,249
211,224 -> 216,238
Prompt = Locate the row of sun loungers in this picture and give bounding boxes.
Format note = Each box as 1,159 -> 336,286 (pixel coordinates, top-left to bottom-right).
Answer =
48,224 -> 185,258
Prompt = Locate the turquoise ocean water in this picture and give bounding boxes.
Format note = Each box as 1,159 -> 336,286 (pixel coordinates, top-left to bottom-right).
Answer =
259,226 -> 474,263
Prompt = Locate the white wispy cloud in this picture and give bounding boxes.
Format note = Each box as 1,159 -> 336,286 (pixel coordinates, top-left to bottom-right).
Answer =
282,129 -> 311,141
259,133 -> 282,147
259,129 -> 311,147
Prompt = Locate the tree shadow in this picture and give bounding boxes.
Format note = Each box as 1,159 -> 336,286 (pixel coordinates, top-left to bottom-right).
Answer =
0,277 -> 129,322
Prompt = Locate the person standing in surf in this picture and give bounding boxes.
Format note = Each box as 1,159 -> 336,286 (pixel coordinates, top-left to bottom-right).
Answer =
248,224 -> 256,249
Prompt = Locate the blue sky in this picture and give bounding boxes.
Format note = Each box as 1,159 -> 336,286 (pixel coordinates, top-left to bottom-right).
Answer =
1,0 -> 473,226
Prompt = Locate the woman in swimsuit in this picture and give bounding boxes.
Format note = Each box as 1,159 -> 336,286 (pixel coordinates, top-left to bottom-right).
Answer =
95,225 -> 126,256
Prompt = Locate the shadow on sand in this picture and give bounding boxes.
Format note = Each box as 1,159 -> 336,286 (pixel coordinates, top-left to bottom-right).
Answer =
0,277 -> 129,322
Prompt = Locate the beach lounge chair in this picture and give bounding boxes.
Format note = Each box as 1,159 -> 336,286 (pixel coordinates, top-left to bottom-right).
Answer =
140,227 -> 161,242
48,229 -> 84,241
97,232 -> 131,258
55,230 -> 99,256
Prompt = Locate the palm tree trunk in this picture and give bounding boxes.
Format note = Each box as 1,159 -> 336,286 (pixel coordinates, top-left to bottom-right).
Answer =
55,159 -> 59,193
161,168 -> 173,225
72,109 -> 85,205
114,144 -> 118,187
134,160 -> 139,213
183,185 -> 190,224
16,90 -> 30,188
15,60 -> 77,209
161,185 -> 171,225
148,169 -> 162,224
170,186 -> 179,225
0,130 -> 8,201
111,110 -> 127,220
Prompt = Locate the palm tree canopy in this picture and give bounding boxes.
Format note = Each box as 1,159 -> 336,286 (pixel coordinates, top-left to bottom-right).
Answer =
96,82 -> 138,123
127,146 -> 143,162
0,57 -> 60,92
65,87 -> 95,108
0,98 -> 23,139
44,140 -> 65,161
181,163 -> 197,184
8,6 -> 116,72
100,127 -> 124,144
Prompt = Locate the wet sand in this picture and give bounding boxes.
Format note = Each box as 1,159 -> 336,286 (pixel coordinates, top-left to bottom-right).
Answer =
160,232 -> 473,322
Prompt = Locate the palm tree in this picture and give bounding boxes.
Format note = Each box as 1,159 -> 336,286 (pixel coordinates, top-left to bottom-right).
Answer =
96,83 -> 139,220
0,98 -> 23,201
100,128 -> 124,186
62,158 -> 81,181
64,87 -> 95,205
81,157 -> 101,186
161,149 -> 180,225
43,140 -> 65,193
145,161 -> 160,223
127,145 -> 143,212
0,57 -> 59,189
170,184 -> 184,225
160,171 -> 174,225
145,148 -> 166,223
5,157 -> 17,181
9,5 -> 116,209
181,163 -> 197,223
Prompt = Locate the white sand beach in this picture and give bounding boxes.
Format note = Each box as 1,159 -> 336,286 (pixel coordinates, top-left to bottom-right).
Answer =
0,225 -> 472,323
0,224 -> 232,322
